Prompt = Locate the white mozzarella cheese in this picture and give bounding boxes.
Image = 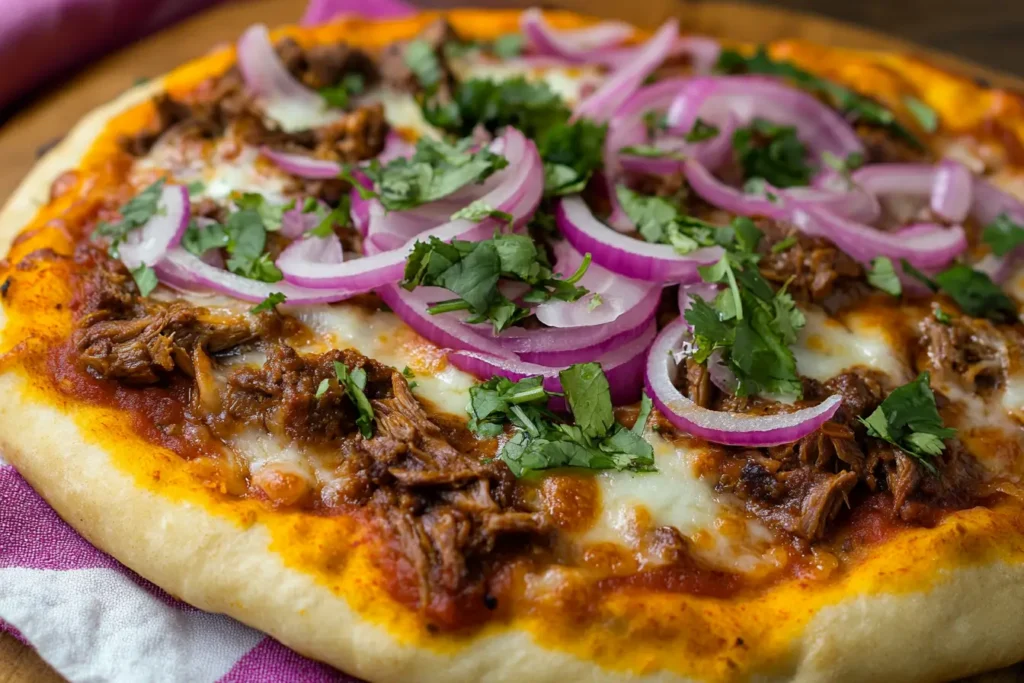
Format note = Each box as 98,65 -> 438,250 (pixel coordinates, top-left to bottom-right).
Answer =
793,307 -> 910,385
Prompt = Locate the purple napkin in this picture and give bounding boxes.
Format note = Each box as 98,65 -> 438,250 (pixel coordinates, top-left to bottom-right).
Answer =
0,1 -> 423,681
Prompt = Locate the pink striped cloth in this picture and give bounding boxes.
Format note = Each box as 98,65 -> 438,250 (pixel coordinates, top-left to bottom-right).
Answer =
0,0 -> 416,680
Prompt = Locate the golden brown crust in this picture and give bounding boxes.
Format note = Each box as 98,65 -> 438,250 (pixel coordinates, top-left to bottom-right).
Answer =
3,9 -> 1024,683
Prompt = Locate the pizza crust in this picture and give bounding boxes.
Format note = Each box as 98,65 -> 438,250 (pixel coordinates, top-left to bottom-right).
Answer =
2,17 -> 1024,683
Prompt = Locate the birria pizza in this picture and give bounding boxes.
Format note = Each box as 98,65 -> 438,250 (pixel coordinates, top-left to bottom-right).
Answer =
2,7 -> 1024,682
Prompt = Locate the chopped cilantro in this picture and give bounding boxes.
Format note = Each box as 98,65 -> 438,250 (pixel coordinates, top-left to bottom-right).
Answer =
770,235 -> 797,254
451,199 -> 514,228
404,39 -> 443,90
588,292 -> 604,311
182,220 -> 229,256
644,110 -> 668,138
402,366 -> 416,379
315,378 -> 330,399
618,144 -> 685,160
130,264 -> 158,297
250,292 -> 286,314
309,195 -> 351,238
234,193 -> 294,232
933,264 -> 1017,323
184,206 -> 284,283
334,360 -> 375,438
402,233 -> 590,332
358,136 -> 509,211
492,33 -> 524,58
319,73 -> 365,109
982,213 -> 1024,257
686,226 -> 807,399
419,77 -> 606,195
934,308 -> 953,325
904,260 -> 1017,322
716,46 -> 922,148
821,150 -> 865,181
468,364 -> 655,477
732,118 -> 812,188
866,256 -> 902,297
93,179 -> 166,258
684,118 -> 720,143
859,372 -> 956,470
186,180 -> 206,196
903,95 -> 939,133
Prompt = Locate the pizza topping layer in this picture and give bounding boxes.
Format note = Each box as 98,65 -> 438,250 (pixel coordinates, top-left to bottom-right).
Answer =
4,7 -> 1024,643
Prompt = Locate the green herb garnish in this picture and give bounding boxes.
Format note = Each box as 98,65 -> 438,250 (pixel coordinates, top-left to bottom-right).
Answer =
982,213 -> 1024,257
334,360 -> 375,438
860,372 -> 956,470
319,73 -> 365,109
250,292 -> 286,314
902,260 -> 1017,323
732,118 -> 812,188
866,256 -> 902,297
130,264 -> 158,297
402,233 -> 590,332
903,95 -> 939,133
685,118 -> 720,143
93,179 -> 166,258
404,39 -> 443,90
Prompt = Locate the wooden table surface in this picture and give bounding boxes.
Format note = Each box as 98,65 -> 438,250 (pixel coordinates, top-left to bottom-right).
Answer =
2,0 -> 1023,681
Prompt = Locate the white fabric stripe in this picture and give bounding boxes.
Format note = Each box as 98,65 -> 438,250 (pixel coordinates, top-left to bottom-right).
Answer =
0,566 -> 262,683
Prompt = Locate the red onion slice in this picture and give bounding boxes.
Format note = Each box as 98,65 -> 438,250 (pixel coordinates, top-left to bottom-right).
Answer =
791,204 -> 966,270
682,160 -> 792,221
601,36 -> 721,74
155,248 -> 361,304
520,8 -> 634,61
644,316 -> 842,446
260,147 -> 341,179
535,239 -> 659,328
280,201 -> 327,238
277,233 -> 344,272
573,18 -> 678,123
930,160 -> 972,223
377,284 -> 516,359
450,320 -> 657,406
556,196 -> 723,283
119,184 -> 190,270
615,77 -> 692,119
237,24 -> 336,132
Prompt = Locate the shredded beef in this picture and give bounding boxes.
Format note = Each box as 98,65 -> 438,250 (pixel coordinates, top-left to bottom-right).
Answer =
698,366 -> 979,542
72,250 -> 266,383
857,124 -> 932,164
120,37 -> 381,157
916,308 -> 1014,396
219,344 -> 545,625
758,227 -> 867,309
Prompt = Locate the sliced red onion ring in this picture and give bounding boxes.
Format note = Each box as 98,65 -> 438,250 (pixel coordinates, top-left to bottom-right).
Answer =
615,77 -> 691,119
791,203 -> 966,270
557,196 -> 722,283
520,8 -> 634,61
280,200 -> 328,239
450,320 -> 657,406
618,113 -> 739,178
682,160 -> 791,221
604,115 -> 648,232
644,316 -> 842,446
536,239 -> 659,328
573,18 -> 679,123
276,127 -> 542,292
260,147 -> 340,179
155,248 -> 361,304
237,24 -> 336,132
377,285 -> 516,359
931,160 -> 972,223
277,233 -> 344,272
119,184 -> 190,270
601,36 -> 721,74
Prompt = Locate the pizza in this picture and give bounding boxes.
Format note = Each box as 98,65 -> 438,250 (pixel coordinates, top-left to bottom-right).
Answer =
2,6 -> 1024,682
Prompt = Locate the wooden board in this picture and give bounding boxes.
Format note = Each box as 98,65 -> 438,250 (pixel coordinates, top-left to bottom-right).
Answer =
1,1 -> 1022,680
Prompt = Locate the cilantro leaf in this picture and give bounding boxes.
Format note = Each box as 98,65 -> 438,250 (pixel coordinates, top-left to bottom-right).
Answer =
315,378 -> 330,399
537,119 -> 607,196
633,393 -> 653,436
422,76 -> 569,139
319,73 -> 365,109
93,179 -> 166,258
616,186 -> 725,255
309,195 -> 351,238
732,118 -> 812,188
934,308 -> 952,325
333,360 -> 375,438
859,372 -> 956,469
402,233 -> 589,333
234,193 -> 294,232
361,136 -> 509,211
451,199 -> 513,228
933,264 -> 1017,323
471,364 -> 656,477
684,118 -> 720,143
250,292 -> 286,314
867,256 -> 902,297
982,213 -> 1024,257
492,33 -> 524,58
771,235 -> 797,253
405,39 -> 443,90
903,95 -> 939,133
130,264 -> 159,297
182,220 -> 229,256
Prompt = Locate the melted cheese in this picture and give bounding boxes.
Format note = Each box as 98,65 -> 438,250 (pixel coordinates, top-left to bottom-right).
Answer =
793,307 -> 910,385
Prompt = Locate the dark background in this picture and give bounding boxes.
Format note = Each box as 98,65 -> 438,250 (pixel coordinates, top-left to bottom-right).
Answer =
747,0 -> 1023,75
